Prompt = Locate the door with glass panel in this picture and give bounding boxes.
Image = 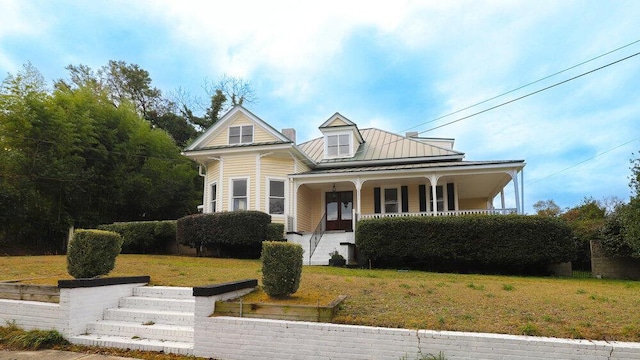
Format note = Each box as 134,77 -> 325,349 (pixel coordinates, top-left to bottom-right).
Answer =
325,191 -> 353,231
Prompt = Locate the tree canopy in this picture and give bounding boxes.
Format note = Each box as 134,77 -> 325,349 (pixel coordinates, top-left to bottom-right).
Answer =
0,63 -> 202,252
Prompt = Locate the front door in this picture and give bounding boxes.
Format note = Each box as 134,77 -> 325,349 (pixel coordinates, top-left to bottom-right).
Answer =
326,191 -> 353,231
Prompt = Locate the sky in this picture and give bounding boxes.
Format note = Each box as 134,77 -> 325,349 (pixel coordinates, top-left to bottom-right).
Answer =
1,0 -> 639,213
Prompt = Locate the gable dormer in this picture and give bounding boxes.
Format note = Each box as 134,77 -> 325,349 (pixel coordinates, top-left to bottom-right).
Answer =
319,113 -> 364,159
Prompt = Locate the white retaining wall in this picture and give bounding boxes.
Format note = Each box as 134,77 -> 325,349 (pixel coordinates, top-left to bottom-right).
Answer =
194,315 -> 640,360
0,282 -> 147,337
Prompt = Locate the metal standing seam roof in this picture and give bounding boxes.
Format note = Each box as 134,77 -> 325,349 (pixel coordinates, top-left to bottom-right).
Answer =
292,160 -> 525,175
297,128 -> 464,163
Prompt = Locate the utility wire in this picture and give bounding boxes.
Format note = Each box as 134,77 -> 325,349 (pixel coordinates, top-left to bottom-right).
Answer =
399,38 -> 640,133
528,137 -> 640,185
419,50 -> 640,134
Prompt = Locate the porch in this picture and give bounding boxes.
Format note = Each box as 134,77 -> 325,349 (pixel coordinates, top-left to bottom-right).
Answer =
286,166 -> 524,265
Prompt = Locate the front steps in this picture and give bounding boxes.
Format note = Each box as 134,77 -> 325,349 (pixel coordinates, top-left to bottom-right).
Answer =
69,286 -> 195,355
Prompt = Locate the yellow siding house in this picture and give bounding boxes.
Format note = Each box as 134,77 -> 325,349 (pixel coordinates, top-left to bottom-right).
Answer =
183,106 -> 525,265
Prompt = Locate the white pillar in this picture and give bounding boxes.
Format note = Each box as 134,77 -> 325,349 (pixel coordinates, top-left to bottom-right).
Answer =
428,175 -> 440,215
500,189 -> 505,212
509,170 -> 521,214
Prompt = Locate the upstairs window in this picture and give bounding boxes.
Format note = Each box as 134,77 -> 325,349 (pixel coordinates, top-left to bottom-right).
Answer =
326,134 -> 351,157
229,125 -> 253,144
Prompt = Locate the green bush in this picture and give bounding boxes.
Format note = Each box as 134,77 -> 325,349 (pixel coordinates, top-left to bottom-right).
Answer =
67,229 -> 123,278
177,211 -> 271,258
98,220 -> 176,254
356,215 -> 575,274
266,223 -> 285,241
261,241 -> 303,298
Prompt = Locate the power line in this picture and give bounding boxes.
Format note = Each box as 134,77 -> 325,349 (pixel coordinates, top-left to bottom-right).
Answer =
399,38 -> 640,134
528,137 -> 640,185
419,50 -> 640,134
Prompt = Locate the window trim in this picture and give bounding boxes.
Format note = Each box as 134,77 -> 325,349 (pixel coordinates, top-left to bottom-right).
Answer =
210,182 -> 217,213
324,131 -> 353,158
229,177 -> 250,211
228,125 -> 254,145
266,177 -> 286,216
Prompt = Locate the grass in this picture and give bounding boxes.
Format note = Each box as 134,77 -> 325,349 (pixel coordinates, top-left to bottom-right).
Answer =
2,254 -> 640,342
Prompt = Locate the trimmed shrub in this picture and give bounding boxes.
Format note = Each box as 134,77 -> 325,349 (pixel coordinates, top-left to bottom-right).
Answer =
261,241 -> 303,298
98,220 -> 176,254
356,215 -> 575,274
67,229 -> 123,279
176,211 -> 271,258
266,223 -> 285,241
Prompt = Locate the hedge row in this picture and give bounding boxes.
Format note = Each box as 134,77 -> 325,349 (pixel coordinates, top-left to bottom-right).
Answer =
98,220 -> 176,254
356,215 -> 575,274
176,211 -> 271,258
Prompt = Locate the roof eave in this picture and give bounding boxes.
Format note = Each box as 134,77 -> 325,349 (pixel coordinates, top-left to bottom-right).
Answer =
314,154 -> 466,168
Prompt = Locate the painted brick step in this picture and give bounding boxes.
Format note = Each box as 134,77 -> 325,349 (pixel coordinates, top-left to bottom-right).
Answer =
103,307 -> 194,327
118,296 -> 195,313
86,320 -> 193,343
133,286 -> 193,300
69,334 -> 193,356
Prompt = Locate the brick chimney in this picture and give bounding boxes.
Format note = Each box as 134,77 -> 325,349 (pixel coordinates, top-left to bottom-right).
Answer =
282,128 -> 296,143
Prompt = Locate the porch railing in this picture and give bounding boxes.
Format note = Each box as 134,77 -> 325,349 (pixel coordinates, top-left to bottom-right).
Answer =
359,208 -> 516,220
309,212 -> 327,265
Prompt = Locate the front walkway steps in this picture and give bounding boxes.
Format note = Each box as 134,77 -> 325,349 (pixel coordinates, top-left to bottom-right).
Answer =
68,286 -> 195,356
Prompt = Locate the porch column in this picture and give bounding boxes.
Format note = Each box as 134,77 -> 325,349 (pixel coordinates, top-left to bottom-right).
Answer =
509,170 -> 521,214
354,177 -> 362,216
428,174 -> 440,215
290,180 -> 300,232
500,189 -> 505,212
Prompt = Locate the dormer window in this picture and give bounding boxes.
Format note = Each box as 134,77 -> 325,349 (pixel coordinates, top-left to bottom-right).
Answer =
229,125 -> 253,144
327,134 -> 351,157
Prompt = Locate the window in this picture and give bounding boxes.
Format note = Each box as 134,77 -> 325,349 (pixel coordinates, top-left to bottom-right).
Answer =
210,183 -> 217,212
429,185 -> 444,212
268,180 -> 285,215
229,125 -> 253,144
326,134 -> 351,157
232,179 -> 248,211
384,188 -> 398,213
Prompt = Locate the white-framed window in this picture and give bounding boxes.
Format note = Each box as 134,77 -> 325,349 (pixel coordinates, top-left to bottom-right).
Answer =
231,178 -> 249,211
384,188 -> 399,213
326,133 -> 351,157
229,125 -> 254,144
268,179 -> 285,215
210,182 -> 217,212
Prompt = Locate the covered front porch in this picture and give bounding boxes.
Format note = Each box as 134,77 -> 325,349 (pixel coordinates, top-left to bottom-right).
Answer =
285,163 -> 524,265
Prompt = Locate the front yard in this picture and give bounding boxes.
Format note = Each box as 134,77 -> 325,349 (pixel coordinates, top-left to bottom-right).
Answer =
1,254 -> 639,342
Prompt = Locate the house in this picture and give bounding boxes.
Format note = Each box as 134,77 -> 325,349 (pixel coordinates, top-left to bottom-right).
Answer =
183,106 -> 525,265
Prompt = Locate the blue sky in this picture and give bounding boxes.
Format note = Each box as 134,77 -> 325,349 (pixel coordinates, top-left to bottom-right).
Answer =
1,0 -> 639,213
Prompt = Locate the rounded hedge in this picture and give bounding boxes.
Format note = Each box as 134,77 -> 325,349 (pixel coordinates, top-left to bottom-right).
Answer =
98,220 -> 176,254
356,215 -> 575,274
261,241 -> 303,298
67,229 -> 123,279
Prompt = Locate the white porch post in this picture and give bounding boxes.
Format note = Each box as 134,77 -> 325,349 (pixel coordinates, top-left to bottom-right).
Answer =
500,189 -> 505,212
291,179 -> 300,233
428,175 -> 440,215
509,170 -> 521,214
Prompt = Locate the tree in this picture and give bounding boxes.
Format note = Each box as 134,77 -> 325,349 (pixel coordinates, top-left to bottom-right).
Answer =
533,199 -> 562,217
0,63 -> 202,252
199,75 -> 256,130
600,153 -> 640,258
560,197 -> 607,270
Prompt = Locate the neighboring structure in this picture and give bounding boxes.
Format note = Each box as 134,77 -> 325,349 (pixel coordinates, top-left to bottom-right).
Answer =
183,106 -> 525,265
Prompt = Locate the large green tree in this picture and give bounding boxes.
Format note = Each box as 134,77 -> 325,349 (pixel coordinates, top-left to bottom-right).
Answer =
0,63 -> 202,252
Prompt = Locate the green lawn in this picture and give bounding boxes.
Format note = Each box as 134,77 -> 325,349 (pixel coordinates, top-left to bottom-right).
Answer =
2,254 -> 640,342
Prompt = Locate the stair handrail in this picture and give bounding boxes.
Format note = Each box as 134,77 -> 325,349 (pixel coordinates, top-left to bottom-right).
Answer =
309,212 -> 327,264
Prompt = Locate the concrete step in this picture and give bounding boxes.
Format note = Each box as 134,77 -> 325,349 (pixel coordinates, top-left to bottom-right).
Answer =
133,286 -> 193,300
86,320 -> 193,343
118,296 -> 195,313
104,307 -> 194,327
69,334 -> 193,356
